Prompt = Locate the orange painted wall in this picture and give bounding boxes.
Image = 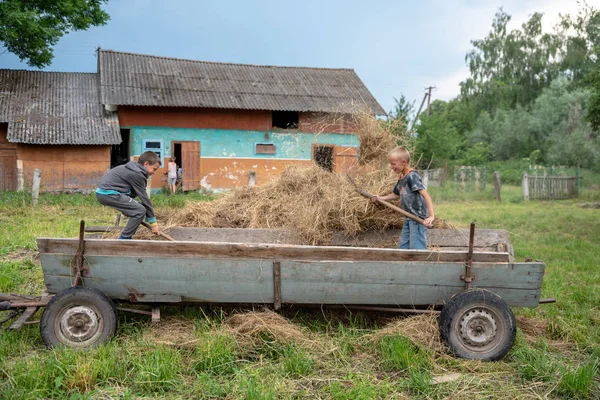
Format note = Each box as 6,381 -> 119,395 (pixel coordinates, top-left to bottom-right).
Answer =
119,106 -> 272,131
198,158 -> 312,190
17,145 -> 110,192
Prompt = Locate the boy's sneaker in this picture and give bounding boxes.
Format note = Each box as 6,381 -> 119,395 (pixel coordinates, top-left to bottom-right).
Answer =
118,235 -> 132,240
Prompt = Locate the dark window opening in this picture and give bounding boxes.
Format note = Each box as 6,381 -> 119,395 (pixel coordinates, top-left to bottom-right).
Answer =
111,129 -> 130,168
314,145 -> 334,172
272,111 -> 299,129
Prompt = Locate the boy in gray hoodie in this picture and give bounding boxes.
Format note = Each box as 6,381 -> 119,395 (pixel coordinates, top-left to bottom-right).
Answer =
96,151 -> 161,239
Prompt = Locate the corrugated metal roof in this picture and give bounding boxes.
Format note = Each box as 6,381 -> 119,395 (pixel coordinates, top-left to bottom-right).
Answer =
99,50 -> 386,115
0,70 -> 121,145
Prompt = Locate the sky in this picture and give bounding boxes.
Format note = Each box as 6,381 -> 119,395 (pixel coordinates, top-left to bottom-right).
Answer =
0,0 -> 596,115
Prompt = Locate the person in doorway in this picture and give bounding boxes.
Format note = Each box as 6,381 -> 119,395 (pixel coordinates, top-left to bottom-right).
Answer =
371,146 -> 435,249
176,166 -> 183,193
167,157 -> 177,195
95,151 -> 161,239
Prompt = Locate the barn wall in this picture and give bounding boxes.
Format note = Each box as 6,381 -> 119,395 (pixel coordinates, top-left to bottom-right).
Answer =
17,145 -> 110,192
119,106 -> 272,131
130,126 -> 358,190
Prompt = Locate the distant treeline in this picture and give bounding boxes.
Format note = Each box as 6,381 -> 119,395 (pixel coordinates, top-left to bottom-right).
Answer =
389,5 -> 600,171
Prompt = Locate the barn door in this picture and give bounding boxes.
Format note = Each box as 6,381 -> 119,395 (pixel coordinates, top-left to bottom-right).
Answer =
0,149 -> 17,191
182,141 -> 200,191
0,126 -> 17,191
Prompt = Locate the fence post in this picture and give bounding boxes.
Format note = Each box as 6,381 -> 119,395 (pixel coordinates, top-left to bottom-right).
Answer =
522,172 -> 529,201
576,167 -> 581,192
493,171 -> 501,202
16,160 -> 24,192
32,169 -> 41,207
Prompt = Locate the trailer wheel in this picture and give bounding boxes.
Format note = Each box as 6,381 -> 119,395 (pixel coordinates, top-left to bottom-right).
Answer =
40,287 -> 117,349
439,290 -> 516,361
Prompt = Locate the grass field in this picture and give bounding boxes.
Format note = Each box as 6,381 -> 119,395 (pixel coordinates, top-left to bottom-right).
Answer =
0,185 -> 599,399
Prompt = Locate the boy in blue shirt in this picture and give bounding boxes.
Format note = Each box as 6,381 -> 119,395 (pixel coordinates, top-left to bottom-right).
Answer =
96,151 -> 161,239
372,146 -> 435,249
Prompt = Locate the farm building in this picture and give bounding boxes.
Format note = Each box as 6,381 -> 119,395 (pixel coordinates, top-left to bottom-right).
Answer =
98,50 -> 385,191
0,50 -> 384,192
0,70 -> 120,192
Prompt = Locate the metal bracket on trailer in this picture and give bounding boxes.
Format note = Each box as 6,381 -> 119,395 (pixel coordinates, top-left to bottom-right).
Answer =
273,261 -> 282,310
461,221 -> 476,289
0,293 -> 54,329
71,220 -> 88,287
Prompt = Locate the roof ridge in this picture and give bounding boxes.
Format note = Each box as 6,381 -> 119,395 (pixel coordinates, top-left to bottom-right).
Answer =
0,69 -> 95,75
99,49 -> 356,72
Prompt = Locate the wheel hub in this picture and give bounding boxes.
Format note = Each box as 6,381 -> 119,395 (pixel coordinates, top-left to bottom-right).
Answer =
459,309 -> 497,346
59,306 -> 100,343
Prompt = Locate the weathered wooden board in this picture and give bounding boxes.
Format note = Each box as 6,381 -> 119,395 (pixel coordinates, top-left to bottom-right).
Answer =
39,251 -> 544,307
168,227 -> 294,244
37,239 -> 510,263
41,255 -> 275,303
280,260 -> 544,307
165,227 -> 511,249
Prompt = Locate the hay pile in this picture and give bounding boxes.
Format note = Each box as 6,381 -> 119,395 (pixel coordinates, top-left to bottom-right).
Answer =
167,112 -> 416,244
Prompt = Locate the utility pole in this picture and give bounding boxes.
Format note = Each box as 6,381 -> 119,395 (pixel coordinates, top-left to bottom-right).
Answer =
425,86 -> 436,116
408,91 -> 429,135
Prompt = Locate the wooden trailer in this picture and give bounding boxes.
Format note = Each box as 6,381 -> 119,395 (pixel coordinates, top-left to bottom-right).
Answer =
0,223 -> 548,361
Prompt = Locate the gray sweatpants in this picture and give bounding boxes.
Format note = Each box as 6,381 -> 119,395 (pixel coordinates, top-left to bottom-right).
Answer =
96,193 -> 146,238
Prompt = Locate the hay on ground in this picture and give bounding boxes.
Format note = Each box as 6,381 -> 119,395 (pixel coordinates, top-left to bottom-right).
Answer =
367,314 -> 446,354
142,317 -> 199,348
226,310 -> 320,351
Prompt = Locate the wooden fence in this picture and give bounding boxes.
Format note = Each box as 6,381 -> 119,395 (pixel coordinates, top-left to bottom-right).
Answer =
522,172 -> 578,200
416,168 -> 445,187
453,166 -> 486,191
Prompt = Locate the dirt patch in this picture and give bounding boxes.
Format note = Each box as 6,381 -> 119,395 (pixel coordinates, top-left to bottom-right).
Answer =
577,202 -> 600,209
1,248 -> 40,264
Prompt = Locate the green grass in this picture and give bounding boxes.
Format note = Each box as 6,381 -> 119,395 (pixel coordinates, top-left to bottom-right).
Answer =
1,187 -> 599,398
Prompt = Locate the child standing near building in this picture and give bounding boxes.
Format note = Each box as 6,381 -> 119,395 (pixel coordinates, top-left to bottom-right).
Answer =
96,151 -> 161,239
371,146 -> 434,249
167,157 -> 178,195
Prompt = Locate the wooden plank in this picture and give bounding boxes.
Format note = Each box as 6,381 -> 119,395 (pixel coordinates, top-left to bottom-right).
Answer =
10,307 -> 39,330
165,227 -> 512,250
168,227 -> 296,244
37,238 -> 511,263
280,260 -> 543,307
39,254 -> 544,307
41,256 -> 276,303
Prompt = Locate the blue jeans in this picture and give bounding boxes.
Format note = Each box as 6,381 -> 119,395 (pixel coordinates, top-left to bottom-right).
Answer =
399,218 -> 428,250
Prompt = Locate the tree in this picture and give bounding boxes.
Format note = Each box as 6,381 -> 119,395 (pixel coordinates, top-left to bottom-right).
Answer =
388,95 -> 415,136
461,8 -> 562,115
0,0 -> 110,68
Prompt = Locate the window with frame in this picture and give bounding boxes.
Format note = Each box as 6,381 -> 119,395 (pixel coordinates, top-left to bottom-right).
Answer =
142,139 -> 164,164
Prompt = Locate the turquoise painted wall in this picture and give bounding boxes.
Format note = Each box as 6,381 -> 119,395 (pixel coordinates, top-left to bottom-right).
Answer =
131,127 -> 358,160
